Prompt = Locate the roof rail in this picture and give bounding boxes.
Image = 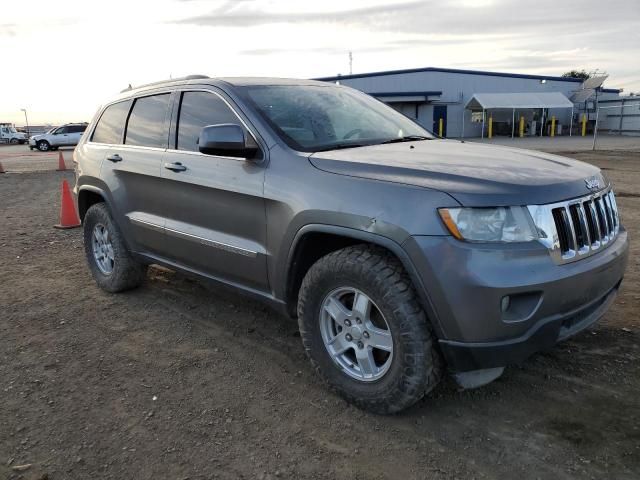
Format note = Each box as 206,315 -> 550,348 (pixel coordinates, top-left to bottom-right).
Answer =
120,74 -> 210,93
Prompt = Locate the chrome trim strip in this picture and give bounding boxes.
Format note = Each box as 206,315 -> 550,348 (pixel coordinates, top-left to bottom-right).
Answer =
164,227 -> 258,258
128,216 -> 164,233
527,188 -> 620,265
128,216 -> 258,258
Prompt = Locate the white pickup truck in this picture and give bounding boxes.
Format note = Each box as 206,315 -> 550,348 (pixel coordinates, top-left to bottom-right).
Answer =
0,124 -> 27,144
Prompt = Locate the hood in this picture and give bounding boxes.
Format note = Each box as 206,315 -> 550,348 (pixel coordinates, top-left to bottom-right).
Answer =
309,139 -> 606,206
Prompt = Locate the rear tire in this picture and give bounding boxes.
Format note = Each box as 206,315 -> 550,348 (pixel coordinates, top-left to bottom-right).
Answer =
297,245 -> 443,414
83,203 -> 147,293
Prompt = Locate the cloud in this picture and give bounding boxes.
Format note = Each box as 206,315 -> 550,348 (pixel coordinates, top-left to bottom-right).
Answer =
173,1 -> 427,28
173,0 -> 639,37
169,0 -> 639,91
0,23 -> 17,37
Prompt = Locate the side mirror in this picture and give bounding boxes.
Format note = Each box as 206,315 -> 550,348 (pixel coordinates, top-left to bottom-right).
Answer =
198,124 -> 259,159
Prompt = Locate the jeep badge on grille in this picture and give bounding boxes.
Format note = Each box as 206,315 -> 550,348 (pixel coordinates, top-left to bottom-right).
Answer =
585,176 -> 601,191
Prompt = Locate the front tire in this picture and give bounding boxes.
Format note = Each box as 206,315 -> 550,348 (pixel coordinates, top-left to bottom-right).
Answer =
83,203 -> 147,293
10,138 -> 19,144
297,245 -> 443,414
37,140 -> 50,151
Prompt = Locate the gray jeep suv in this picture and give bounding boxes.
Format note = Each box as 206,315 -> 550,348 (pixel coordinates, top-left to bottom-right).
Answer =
74,75 -> 628,414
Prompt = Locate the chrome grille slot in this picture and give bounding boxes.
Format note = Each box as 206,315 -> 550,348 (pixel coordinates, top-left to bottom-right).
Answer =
602,195 -> 615,233
583,200 -> 600,245
568,204 -> 588,249
594,197 -> 608,240
552,207 -> 573,253
528,188 -> 620,265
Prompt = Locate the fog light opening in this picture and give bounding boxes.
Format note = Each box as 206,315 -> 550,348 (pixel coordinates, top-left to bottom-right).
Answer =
501,296 -> 511,313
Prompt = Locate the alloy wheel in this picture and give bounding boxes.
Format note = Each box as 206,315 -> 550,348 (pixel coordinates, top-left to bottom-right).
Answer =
319,287 -> 394,382
91,223 -> 115,275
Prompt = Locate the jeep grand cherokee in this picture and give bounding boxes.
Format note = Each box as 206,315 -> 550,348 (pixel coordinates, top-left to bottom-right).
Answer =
74,76 -> 628,413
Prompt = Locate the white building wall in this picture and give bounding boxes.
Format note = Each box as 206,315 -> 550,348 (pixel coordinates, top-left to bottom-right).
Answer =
326,70 -> 619,138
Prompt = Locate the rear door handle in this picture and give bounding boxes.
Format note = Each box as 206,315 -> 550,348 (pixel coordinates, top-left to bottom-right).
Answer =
164,162 -> 187,172
106,154 -> 123,163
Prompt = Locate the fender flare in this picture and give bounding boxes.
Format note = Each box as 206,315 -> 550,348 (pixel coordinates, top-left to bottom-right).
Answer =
284,224 -> 444,338
76,184 -> 117,220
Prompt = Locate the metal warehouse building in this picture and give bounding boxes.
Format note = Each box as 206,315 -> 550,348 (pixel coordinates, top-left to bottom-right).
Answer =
315,67 -> 622,138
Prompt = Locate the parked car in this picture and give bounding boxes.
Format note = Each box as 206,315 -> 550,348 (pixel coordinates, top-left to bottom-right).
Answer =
29,123 -> 88,151
74,76 -> 628,414
0,123 -> 27,144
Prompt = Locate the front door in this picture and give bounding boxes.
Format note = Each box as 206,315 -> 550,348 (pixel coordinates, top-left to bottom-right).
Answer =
433,105 -> 447,137
160,89 -> 269,291
52,126 -> 70,146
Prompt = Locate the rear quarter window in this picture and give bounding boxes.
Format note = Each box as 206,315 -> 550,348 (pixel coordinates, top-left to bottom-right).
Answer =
91,101 -> 132,144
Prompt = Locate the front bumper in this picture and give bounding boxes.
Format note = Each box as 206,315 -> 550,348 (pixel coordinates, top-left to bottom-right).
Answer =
404,228 -> 629,372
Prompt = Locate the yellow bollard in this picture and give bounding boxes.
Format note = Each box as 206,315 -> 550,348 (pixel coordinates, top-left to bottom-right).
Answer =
438,118 -> 443,137
519,116 -> 525,137
551,116 -> 556,137
581,114 -> 587,136
488,115 -> 493,139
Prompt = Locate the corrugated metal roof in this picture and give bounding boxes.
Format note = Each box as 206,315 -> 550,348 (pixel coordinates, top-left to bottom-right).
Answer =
465,92 -> 574,110
315,67 -> 584,83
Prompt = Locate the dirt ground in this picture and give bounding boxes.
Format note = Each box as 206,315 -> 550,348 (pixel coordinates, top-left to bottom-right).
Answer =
1,147 -> 639,479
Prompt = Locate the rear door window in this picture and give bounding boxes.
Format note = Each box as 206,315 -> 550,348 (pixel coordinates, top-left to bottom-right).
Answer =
176,91 -> 246,152
91,101 -> 132,144
125,94 -> 171,148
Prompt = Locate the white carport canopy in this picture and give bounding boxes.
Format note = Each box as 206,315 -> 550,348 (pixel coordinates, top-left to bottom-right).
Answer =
464,92 -> 575,139
465,92 -> 574,110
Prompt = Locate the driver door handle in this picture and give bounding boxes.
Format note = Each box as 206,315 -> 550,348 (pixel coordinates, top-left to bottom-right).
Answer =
164,161 -> 187,172
106,154 -> 123,163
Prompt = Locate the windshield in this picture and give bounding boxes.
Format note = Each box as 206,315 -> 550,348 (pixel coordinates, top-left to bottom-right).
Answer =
9,127 -> 17,133
239,85 -> 434,152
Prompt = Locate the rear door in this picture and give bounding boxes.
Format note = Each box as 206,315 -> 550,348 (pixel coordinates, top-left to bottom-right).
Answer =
160,88 -> 269,291
68,125 -> 85,145
96,93 -> 172,256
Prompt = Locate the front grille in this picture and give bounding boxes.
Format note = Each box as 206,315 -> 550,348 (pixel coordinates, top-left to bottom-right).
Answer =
528,189 -> 620,265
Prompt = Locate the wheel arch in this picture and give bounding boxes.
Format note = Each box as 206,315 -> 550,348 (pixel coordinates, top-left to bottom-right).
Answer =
77,185 -> 113,221
284,225 -> 444,337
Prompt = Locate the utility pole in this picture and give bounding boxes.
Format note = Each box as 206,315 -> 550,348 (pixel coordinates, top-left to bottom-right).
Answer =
349,51 -> 353,75
20,108 -> 30,137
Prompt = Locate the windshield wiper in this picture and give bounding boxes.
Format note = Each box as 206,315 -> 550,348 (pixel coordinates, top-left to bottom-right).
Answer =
314,143 -> 371,152
379,135 -> 431,144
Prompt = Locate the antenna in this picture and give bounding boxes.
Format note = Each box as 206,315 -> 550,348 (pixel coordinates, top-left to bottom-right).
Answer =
569,71 -> 609,103
349,51 -> 353,75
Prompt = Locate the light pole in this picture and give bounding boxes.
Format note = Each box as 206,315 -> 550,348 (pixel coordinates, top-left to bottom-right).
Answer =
20,108 -> 30,137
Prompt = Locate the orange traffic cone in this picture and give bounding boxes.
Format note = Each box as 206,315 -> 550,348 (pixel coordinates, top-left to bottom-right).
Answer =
0,162 -> 5,173
54,180 -> 81,229
57,151 -> 69,171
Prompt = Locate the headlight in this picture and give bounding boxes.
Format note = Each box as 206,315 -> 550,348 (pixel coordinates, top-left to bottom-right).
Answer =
439,206 -> 538,242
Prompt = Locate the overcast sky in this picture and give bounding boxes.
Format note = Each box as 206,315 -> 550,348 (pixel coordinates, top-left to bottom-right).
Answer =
1,0 -> 638,124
